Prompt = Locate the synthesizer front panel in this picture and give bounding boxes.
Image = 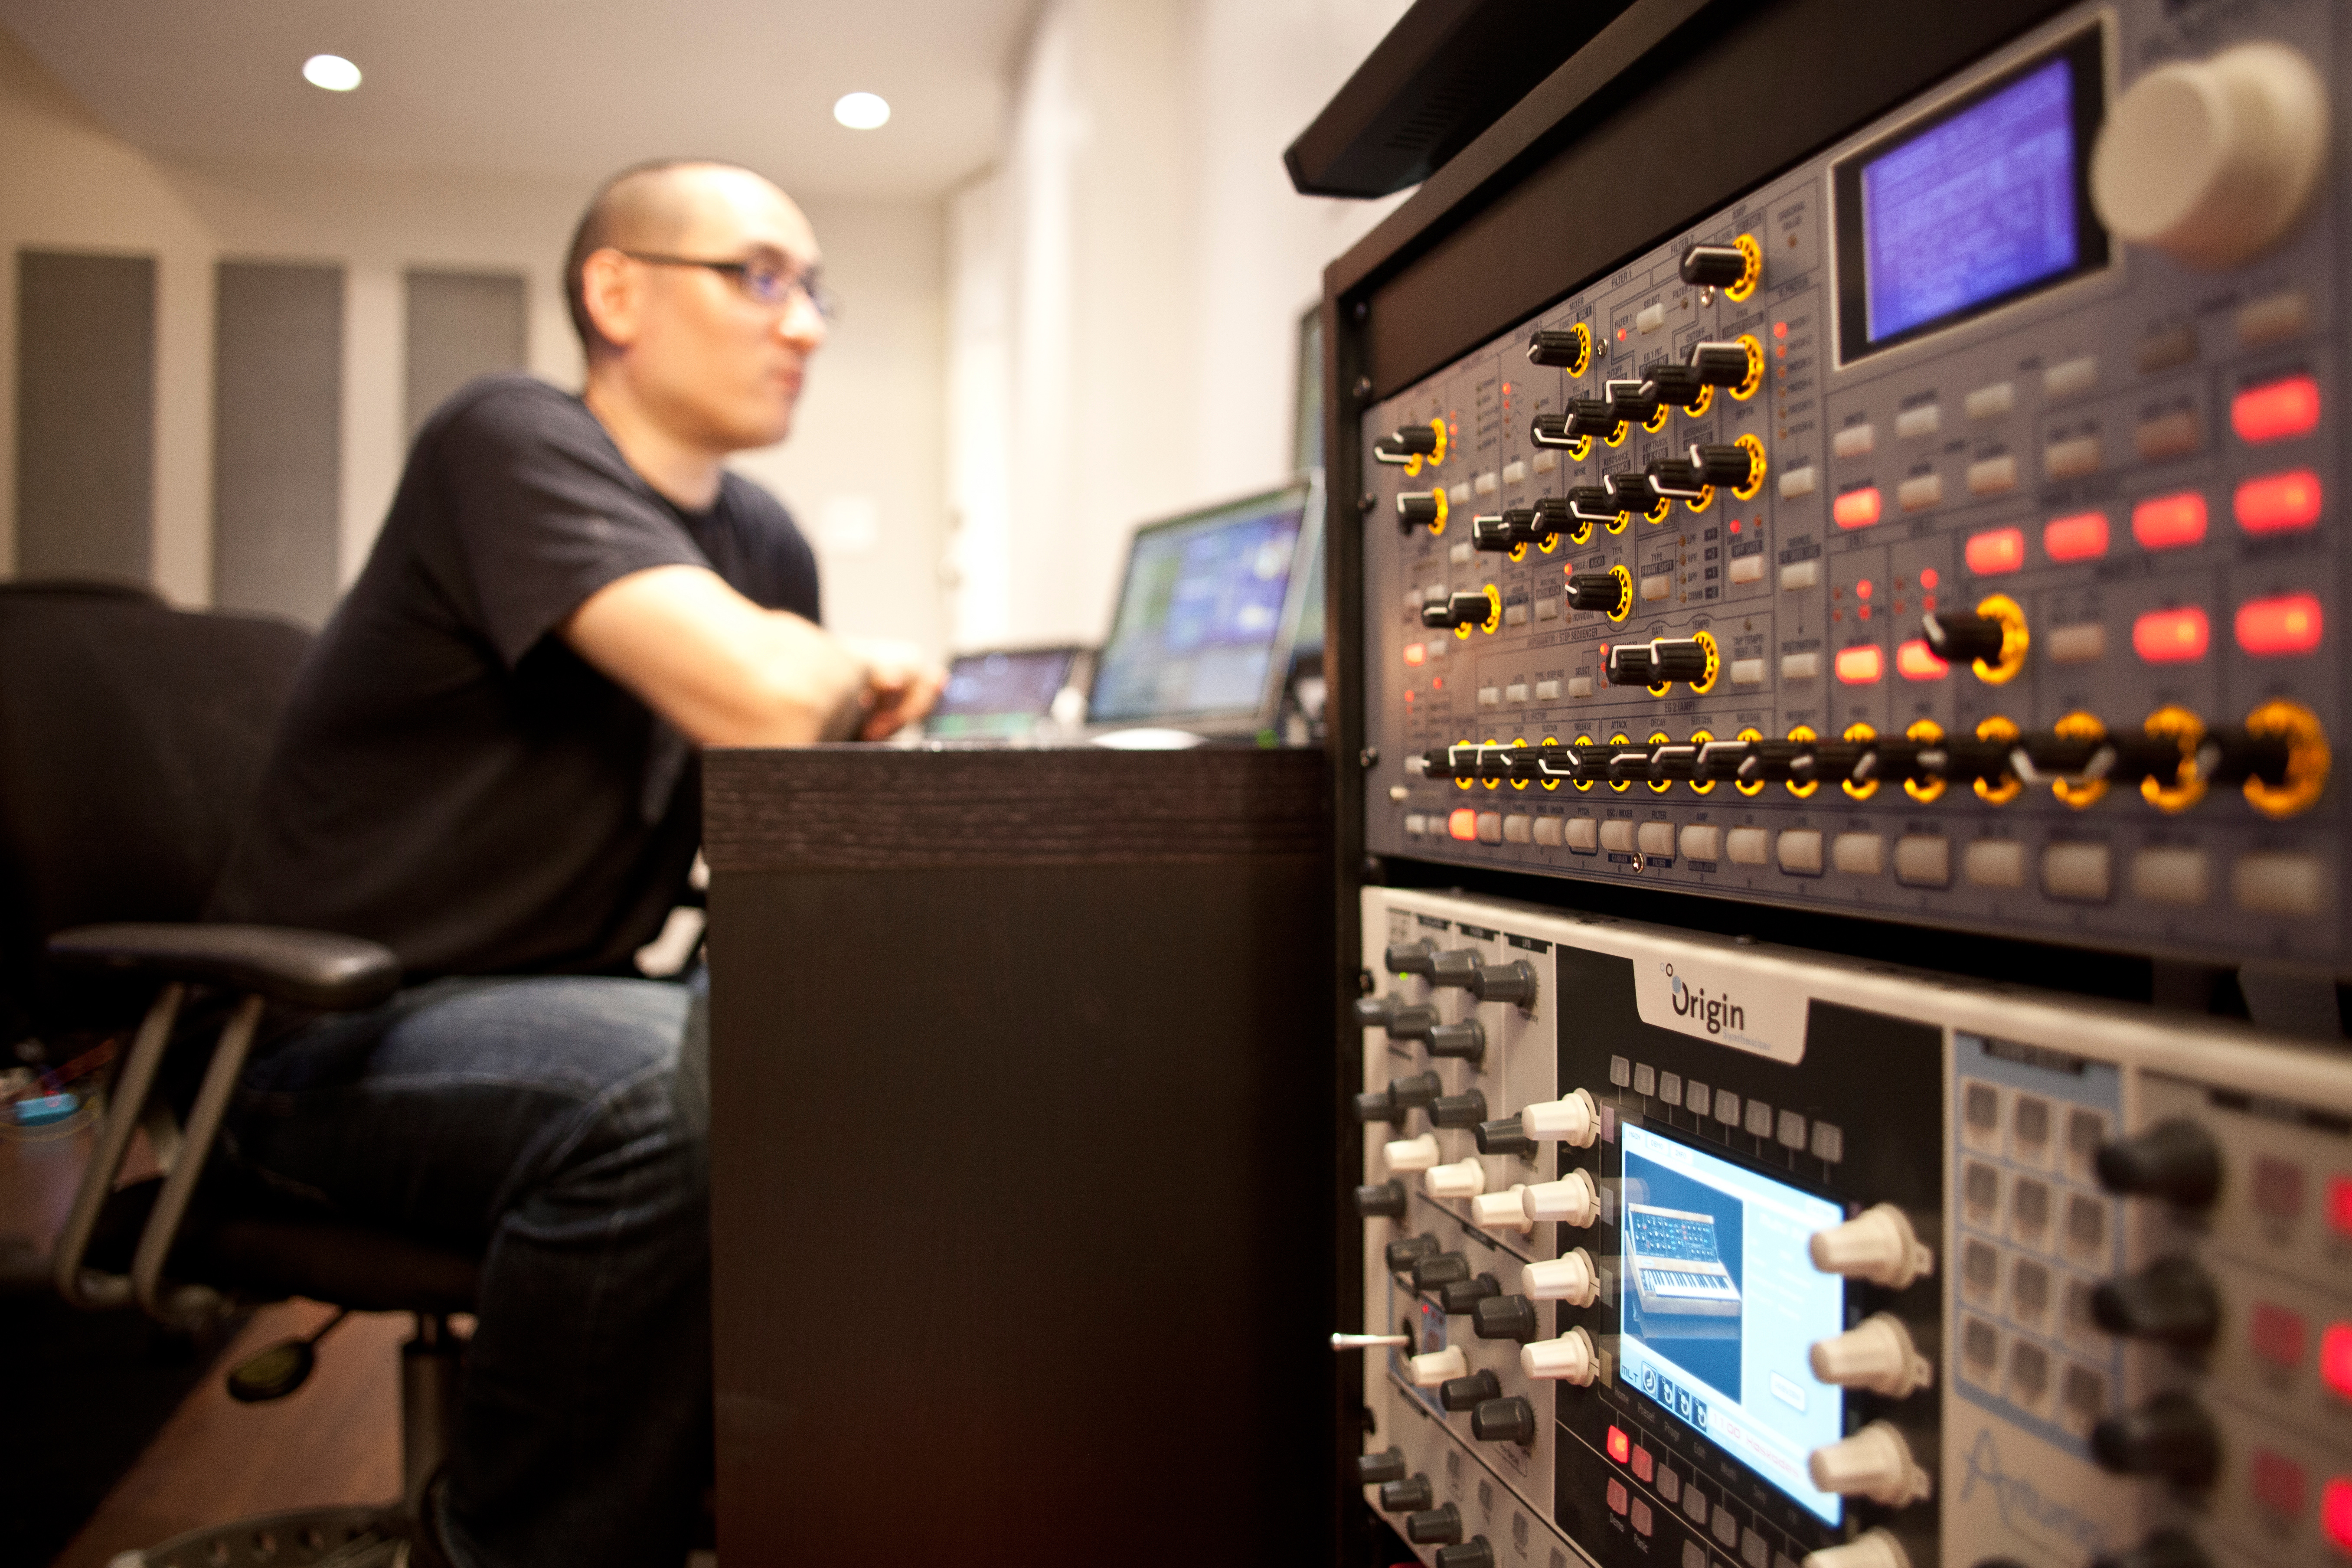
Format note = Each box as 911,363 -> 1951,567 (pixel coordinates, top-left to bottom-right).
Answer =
1352,885 -> 2352,1568
1359,0 -> 2348,971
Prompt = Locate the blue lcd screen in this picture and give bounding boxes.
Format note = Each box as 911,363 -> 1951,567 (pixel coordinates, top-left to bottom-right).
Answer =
1860,54 -> 2080,344
1618,1122 -> 1848,1525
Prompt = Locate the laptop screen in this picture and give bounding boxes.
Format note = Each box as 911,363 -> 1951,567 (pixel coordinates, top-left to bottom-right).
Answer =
1086,479 -> 1318,732
926,647 -> 1083,738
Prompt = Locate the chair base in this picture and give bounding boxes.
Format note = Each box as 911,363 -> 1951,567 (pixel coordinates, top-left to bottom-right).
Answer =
105,1503 -> 408,1568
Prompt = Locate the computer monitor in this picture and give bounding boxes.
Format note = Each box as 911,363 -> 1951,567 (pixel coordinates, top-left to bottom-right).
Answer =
925,645 -> 1086,739
1086,476 -> 1321,738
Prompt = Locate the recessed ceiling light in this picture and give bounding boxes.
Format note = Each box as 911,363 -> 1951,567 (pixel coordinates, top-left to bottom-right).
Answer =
303,54 -> 362,92
833,92 -> 889,131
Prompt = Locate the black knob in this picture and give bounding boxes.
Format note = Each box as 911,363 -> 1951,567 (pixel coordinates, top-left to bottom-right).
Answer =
1690,341 -> 1752,387
1472,1397 -> 1538,1445
1423,591 -> 1492,630
1696,739 -> 1754,781
1565,398 -> 1621,440
1432,1089 -> 1489,1129
1606,644 -> 1655,686
2092,1530 -> 2211,1568
1650,744 -> 1700,781
1567,571 -> 1627,614
1352,1089 -> 1398,1125
1644,360 -> 1705,410
1387,1008 -> 1441,1044
1692,442 -> 1760,490
2016,731 -> 2104,777
1429,948 -> 1480,988
1529,412 -> 1576,448
1680,244 -> 1750,288
1526,328 -> 1589,373
1935,735 -> 2015,786
2091,1392 -> 2219,1490
1606,379 -> 1661,427
1475,1117 -> 1535,1158
1439,1273 -> 1500,1313
2105,732 -> 2194,787
1439,1368 -> 1503,1411
1522,496 -> 1575,542
1385,940 -> 1437,977
1398,491 -> 1446,533
1355,1446 -> 1408,1486
1407,1503 -> 1465,1545
1437,1540 -> 1498,1568
1390,1071 -> 1443,1109
1470,514 -> 1515,553
1418,746 -> 1466,783
1427,1019 -> 1486,1063
1647,456 -> 1709,497
2093,1258 -> 2221,1349
1790,741 -> 1866,788
1470,959 -> 1537,1006
2097,1120 -> 2221,1208
1604,470 -> 1661,517
1385,1234 -> 1439,1274
1856,739 -> 1931,785
1381,1474 -> 1435,1512
1922,609 -> 2007,665
1355,1180 -> 1408,1219
1473,1294 -> 1542,1342
1737,738 -> 1806,784
1381,425 -> 1441,457
1607,747 -> 1657,787
1353,995 -> 1398,1029
2198,727 -> 2292,788
1412,1252 -> 1471,1290
1648,637 -> 1710,683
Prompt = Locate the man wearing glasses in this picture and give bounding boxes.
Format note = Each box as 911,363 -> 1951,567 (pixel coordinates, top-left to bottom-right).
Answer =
207,160 -> 938,1568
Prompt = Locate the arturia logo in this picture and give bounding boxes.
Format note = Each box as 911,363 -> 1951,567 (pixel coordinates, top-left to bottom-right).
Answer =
1665,965 -> 1744,1037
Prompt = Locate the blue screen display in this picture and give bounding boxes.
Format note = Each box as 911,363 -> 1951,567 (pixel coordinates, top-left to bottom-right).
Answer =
1090,497 -> 1305,723
1619,1123 -> 1848,1525
1862,55 -> 2078,344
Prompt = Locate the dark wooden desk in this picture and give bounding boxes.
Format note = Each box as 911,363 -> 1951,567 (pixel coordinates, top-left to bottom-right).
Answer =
703,746 -> 1337,1564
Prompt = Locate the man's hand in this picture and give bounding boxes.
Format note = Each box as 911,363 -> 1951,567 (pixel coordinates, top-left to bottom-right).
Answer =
846,638 -> 945,740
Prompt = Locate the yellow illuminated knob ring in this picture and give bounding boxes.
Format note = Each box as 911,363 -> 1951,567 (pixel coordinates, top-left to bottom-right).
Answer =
2051,711 -> 2109,810
1604,418 -> 1629,448
1454,737 -> 1474,791
2140,706 -> 2206,815
1426,487 -> 1450,537
1725,233 -> 1763,303
1509,736 -> 1530,791
1538,531 -> 1561,555
1643,403 -> 1670,435
1479,584 -> 1502,635
1428,419 -> 1450,467
1731,334 -> 1765,401
1689,630 -> 1722,695
1685,484 -> 1716,514
1571,733 -> 1596,793
1974,715 -> 2022,804
1539,734 -> 1562,791
1841,721 -> 1878,801
1568,516 -> 1594,546
1971,593 -> 2029,684
1482,736 -> 1503,791
1509,541 -> 1528,563
1606,732 -> 1633,793
1566,435 -> 1592,462
1733,725 -> 1766,797
2243,698 -> 2330,820
1606,565 -> 1633,624
1903,719 -> 1947,804
1732,434 -> 1768,501
1644,495 -> 1674,526
1646,730 -> 1674,793
1684,384 -> 1715,419
1566,323 -> 1592,377
1687,728 -> 1716,795
1785,723 -> 1820,798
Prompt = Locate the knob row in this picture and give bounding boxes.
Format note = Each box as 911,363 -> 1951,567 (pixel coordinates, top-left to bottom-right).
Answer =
1526,336 -> 1764,451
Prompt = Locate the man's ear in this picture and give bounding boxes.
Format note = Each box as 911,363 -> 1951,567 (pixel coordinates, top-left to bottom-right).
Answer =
580,248 -> 642,351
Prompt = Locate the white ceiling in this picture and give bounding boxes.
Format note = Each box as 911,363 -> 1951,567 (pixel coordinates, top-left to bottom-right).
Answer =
0,0 -> 1034,199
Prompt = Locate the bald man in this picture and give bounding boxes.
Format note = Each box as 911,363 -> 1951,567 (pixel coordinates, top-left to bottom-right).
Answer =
207,162 -> 935,1568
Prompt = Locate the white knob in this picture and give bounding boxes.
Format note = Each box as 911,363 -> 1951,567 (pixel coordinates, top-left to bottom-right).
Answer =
2090,41 -> 2329,270
1809,1313 -> 1934,1398
1807,1421 -> 1931,1506
1472,1186 -> 1533,1232
1522,1248 -> 1599,1306
1426,1158 -> 1487,1199
1520,1088 -> 1600,1147
1522,1168 -> 1601,1227
1803,1529 -> 1911,1568
1808,1204 -> 1932,1288
1408,1343 -> 1467,1387
1385,1133 -> 1441,1173
1521,1326 -> 1597,1385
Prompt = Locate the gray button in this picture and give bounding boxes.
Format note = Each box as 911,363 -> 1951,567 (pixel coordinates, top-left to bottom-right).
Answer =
1610,1055 -> 1632,1087
1637,821 -> 1676,857
2044,355 -> 2098,399
1964,840 -> 2027,888
2135,324 -> 2196,373
1503,814 -> 1533,843
1567,817 -> 1599,853
2129,847 -> 2207,905
1601,820 -> 1638,854
1777,829 -> 1824,875
1894,834 -> 1950,888
1832,832 -> 1885,875
2042,843 -> 2112,903
2233,852 -> 2325,915
1532,816 -> 1565,847
1965,382 -> 2016,420
1633,1063 -> 1656,1096
1476,811 -> 1504,845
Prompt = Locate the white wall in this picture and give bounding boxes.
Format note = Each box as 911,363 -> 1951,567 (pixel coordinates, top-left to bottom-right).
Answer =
0,25 -> 948,653
945,0 -> 1415,651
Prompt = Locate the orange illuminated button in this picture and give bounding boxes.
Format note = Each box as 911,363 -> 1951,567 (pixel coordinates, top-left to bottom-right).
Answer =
1835,644 -> 1885,684
2132,492 -> 2208,550
1405,643 -> 1427,666
1833,487 -> 1882,529
1966,526 -> 2026,575
2133,606 -> 2211,664
2237,593 -> 2324,657
1607,1425 -> 1631,1464
2043,511 -> 2110,562
2233,375 -> 2322,444
2325,1477 -> 2352,1553
1895,639 -> 1949,680
2237,468 -> 2324,534
2326,1324 -> 2352,1400
1448,808 -> 1479,842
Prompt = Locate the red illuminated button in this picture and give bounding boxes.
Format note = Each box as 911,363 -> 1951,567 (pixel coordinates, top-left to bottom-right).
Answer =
1448,808 -> 1479,842
1966,526 -> 2027,575
1405,643 -> 1427,666
1631,1446 -> 1654,1483
1836,644 -> 1885,684
2132,492 -> 2209,551
2237,593 -> 2324,657
2325,1477 -> 2352,1552
1607,1425 -> 1631,1465
2044,511 -> 2110,562
2233,375 -> 2322,445
2251,1301 -> 2307,1371
1607,1478 -> 1630,1516
1834,487 -> 1883,530
2236,468 -> 2324,535
2253,1450 -> 2308,1517
2133,606 -> 2210,664
1896,639 -> 1949,680
2333,1177 -> 2352,1238
2325,1324 -> 2352,1400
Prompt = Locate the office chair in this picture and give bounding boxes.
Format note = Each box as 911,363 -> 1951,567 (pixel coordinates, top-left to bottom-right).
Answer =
0,582 -> 477,1568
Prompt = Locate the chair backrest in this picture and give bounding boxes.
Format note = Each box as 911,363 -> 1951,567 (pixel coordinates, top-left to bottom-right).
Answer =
0,584 -> 312,1039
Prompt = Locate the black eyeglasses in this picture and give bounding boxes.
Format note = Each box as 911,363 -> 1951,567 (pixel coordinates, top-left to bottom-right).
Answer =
620,250 -> 840,320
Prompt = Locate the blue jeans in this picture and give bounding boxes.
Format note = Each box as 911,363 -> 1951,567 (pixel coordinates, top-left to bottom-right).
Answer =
223,973 -> 711,1568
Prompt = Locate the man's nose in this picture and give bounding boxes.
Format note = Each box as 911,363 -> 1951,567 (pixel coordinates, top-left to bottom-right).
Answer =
777,293 -> 826,352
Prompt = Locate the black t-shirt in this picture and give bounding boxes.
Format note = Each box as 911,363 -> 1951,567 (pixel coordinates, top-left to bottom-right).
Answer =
207,373 -> 820,978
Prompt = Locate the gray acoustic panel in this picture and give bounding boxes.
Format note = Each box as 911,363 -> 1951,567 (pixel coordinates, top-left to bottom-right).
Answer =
212,261 -> 344,625
14,250 -> 156,585
405,270 -> 526,438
